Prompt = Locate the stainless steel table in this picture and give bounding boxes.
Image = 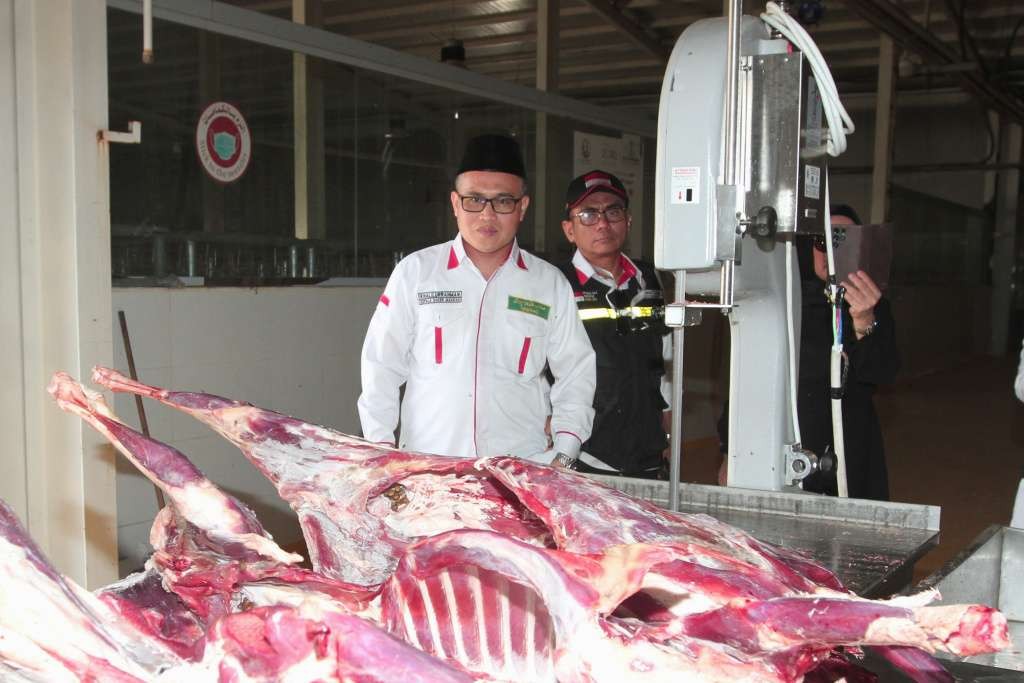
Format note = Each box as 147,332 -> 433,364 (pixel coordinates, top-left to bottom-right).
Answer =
586,476 -> 940,597
915,525 -> 1024,674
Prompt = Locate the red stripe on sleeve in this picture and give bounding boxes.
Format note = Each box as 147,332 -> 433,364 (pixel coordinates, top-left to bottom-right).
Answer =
555,430 -> 582,444
379,294 -> 390,306
518,337 -> 532,374
435,327 -> 443,364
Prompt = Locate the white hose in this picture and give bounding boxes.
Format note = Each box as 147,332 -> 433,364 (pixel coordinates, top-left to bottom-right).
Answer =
823,185 -> 849,497
762,0 -> 851,493
760,2 -> 854,157
830,346 -> 848,497
785,240 -> 802,446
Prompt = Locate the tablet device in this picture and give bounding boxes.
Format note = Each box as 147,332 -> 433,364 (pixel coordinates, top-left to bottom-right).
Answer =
832,222 -> 894,292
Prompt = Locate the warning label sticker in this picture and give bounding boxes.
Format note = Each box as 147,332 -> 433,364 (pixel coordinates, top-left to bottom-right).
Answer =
670,167 -> 700,205
804,165 -> 821,200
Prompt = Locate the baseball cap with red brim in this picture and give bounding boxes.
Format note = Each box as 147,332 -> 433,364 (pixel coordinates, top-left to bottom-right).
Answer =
565,170 -> 629,214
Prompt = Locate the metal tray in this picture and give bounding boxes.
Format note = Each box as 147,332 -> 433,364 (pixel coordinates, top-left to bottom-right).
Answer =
585,476 -> 939,598
914,525 -> 1024,673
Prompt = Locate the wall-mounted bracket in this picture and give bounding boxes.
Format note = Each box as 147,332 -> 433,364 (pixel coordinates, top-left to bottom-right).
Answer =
99,121 -> 141,144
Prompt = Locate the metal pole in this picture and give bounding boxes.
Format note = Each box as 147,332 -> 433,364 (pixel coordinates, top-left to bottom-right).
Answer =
185,240 -> 197,277
723,259 -> 735,306
152,233 -> 166,278
353,76 -> 359,275
722,0 -> 743,187
306,245 -> 317,278
668,271 -> 686,511
869,36 -> 897,225
142,0 -> 153,63
117,311 -> 166,511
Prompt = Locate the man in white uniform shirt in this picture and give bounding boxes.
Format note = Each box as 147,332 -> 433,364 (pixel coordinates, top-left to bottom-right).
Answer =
358,134 -> 595,467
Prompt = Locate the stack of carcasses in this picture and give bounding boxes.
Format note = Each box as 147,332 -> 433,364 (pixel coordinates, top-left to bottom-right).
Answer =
0,368 -> 1009,682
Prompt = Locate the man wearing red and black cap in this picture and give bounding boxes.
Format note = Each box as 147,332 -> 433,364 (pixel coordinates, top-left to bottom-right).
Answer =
359,135 -> 595,467
558,170 -> 671,478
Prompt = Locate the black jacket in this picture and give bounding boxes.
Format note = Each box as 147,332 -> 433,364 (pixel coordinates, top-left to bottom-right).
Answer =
798,280 -> 900,500
558,259 -> 669,474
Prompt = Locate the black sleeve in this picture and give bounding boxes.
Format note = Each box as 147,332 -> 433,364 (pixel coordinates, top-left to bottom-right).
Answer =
845,297 -> 900,386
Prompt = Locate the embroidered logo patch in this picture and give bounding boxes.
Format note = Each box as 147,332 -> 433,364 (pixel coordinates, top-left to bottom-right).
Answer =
418,290 -> 463,305
508,296 -> 550,320
573,291 -> 600,303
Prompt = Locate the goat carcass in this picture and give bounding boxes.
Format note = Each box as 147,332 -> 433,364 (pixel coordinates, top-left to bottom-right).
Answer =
71,369 -> 1011,681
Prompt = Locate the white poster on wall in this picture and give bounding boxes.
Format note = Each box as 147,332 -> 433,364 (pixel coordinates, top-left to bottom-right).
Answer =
573,131 -> 645,256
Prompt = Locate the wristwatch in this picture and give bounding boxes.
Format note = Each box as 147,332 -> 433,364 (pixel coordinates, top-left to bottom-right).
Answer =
855,319 -> 879,338
553,452 -> 578,470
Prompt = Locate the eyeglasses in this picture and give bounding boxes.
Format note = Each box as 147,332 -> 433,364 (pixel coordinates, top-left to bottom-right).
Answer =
573,206 -> 626,226
459,195 -> 523,214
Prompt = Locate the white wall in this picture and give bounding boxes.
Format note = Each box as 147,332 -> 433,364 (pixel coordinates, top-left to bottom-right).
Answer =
110,284 -> 380,574
0,0 -> 116,588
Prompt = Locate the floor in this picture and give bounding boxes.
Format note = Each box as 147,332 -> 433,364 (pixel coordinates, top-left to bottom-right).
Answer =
679,354 -> 1024,584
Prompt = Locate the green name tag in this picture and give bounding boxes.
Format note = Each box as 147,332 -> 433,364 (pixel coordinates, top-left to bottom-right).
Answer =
508,295 -> 550,320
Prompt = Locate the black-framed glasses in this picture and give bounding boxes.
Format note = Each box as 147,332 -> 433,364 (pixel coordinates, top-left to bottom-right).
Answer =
459,195 -> 523,214
573,205 -> 626,226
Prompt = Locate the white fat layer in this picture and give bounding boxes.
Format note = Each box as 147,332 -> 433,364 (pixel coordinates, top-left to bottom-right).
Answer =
885,589 -> 940,609
864,617 -> 931,651
395,580 -> 423,649
420,577 -> 447,659
440,570 -> 468,663
375,474 -> 511,539
236,584 -> 381,622
468,566 -> 493,672
554,623 -> 773,683
0,538 -> 173,678
172,483 -> 300,565
498,576 -> 513,679
0,628 -> 82,682
639,573 -> 719,617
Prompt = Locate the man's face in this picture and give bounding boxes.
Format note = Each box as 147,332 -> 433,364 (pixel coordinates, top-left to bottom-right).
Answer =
450,171 -> 529,256
813,214 -> 855,281
561,190 -> 630,263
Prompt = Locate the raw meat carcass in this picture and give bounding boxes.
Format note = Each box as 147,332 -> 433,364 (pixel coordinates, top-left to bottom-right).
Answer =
19,368 -> 1011,682
99,569 -> 207,661
0,495 -> 473,682
387,529 -> 1010,682
0,499 -> 182,681
49,372 -> 379,625
190,602 -> 476,683
90,366 -> 551,586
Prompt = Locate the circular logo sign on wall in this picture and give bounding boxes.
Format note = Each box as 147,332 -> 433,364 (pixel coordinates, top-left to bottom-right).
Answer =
196,102 -> 251,183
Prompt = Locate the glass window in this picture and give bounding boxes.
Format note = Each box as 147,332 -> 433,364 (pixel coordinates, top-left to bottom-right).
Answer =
107,8 -> 647,284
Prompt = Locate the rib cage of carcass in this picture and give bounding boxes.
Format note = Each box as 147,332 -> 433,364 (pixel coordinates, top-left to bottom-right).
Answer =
0,368 -> 1010,682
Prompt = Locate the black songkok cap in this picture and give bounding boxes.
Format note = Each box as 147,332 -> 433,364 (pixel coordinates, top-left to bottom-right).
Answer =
456,134 -> 526,180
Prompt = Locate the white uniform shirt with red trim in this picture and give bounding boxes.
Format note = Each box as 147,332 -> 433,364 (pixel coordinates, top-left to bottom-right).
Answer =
358,235 -> 596,461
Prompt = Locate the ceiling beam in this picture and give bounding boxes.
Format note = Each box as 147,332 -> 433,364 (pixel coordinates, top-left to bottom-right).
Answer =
578,0 -> 670,62
840,0 -> 1024,122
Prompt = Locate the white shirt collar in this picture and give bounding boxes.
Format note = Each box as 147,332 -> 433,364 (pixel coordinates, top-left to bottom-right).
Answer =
570,249 -> 643,290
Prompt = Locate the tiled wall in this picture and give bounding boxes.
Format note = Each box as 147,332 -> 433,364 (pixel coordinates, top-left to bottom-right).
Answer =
110,284 -> 381,575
